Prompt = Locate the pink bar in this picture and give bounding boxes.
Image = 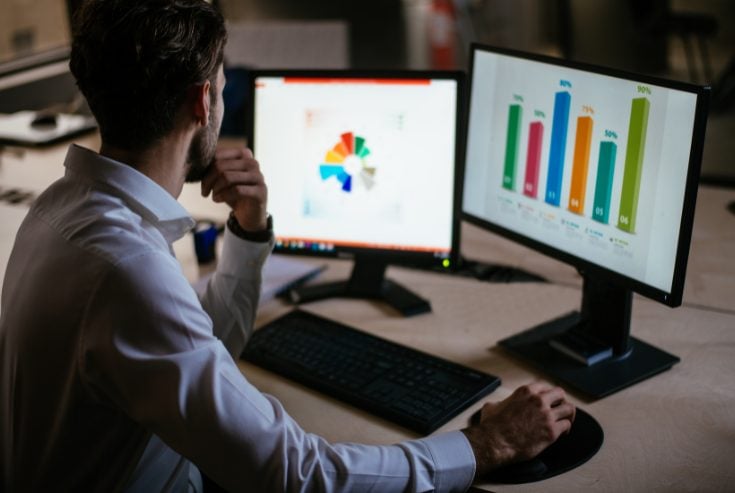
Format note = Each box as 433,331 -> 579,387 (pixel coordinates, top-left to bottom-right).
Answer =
523,121 -> 544,198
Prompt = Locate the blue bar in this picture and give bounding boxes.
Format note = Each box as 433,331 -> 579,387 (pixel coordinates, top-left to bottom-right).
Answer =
545,91 -> 571,206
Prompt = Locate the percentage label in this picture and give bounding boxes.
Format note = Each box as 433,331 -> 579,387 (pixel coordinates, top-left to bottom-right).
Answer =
513,94 -> 524,102
560,80 -> 572,88
582,105 -> 594,114
604,129 -> 618,139
637,85 -> 652,95
534,110 -> 546,118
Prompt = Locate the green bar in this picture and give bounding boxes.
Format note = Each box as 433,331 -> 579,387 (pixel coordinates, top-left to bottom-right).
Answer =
617,97 -> 649,233
502,104 -> 522,190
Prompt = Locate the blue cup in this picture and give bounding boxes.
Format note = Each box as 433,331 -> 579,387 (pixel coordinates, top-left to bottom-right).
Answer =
193,220 -> 218,264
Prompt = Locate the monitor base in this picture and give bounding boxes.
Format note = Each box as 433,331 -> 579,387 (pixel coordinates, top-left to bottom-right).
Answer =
289,279 -> 431,317
288,256 -> 431,317
499,311 -> 680,399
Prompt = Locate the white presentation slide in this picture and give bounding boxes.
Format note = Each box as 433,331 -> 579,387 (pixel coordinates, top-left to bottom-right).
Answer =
253,76 -> 458,255
463,51 -> 698,293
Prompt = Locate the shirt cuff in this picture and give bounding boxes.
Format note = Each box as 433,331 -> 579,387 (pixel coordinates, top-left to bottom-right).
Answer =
420,431 -> 476,492
217,226 -> 274,279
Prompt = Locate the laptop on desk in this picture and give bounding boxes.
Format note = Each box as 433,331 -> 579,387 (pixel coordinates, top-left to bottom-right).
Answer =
0,111 -> 96,147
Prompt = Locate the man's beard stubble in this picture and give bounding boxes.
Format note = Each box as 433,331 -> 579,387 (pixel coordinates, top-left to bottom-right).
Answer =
185,103 -> 220,183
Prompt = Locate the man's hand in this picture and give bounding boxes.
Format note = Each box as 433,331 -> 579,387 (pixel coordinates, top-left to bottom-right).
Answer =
201,147 -> 268,231
462,383 -> 576,478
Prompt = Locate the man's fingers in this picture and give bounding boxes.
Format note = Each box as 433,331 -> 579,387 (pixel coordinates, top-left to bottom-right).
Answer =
540,386 -> 567,408
209,170 -> 263,197
212,183 -> 265,205
215,146 -> 253,161
525,381 -> 554,395
553,415 -> 574,437
550,401 -> 576,422
214,155 -> 258,171
201,148 -> 260,197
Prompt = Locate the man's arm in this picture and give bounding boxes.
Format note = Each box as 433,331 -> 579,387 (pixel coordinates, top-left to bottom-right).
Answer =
197,146 -> 272,357
81,250 -> 474,492
197,228 -> 272,358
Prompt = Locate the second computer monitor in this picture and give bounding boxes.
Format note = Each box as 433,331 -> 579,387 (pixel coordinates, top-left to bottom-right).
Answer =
462,44 -> 709,397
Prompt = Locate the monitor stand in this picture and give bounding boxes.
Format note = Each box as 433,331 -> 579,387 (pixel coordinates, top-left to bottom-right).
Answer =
288,255 -> 432,317
499,274 -> 680,399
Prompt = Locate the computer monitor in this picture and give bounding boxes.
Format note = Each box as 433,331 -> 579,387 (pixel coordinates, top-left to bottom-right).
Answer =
462,44 -> 709,398
247,70 -> 464,316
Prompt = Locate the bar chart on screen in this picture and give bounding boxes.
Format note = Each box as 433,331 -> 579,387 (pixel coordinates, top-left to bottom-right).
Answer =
497,78 -> 655,236
463,50 -> 698,292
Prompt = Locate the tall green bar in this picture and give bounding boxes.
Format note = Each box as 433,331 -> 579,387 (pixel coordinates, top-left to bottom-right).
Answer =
502,104 -> 522,190
617,97 -> 649,233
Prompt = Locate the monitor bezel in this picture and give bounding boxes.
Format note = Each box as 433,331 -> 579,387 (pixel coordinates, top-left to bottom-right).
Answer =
461,43 -> 710,307
246,68 -> 466,271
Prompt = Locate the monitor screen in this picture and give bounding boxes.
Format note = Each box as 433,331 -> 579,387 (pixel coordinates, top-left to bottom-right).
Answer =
248,70 -> 464,316
462,44 -> 709,398
462,46 -> 707,306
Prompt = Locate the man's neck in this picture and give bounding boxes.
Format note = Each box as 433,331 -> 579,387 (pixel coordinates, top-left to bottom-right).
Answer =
99,132 -> 191,198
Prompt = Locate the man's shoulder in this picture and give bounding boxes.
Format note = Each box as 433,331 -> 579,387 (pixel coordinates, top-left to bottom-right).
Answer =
27,178 -> 171,269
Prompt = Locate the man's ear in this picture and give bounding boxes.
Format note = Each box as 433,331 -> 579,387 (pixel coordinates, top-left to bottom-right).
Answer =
192,80 -> 211,127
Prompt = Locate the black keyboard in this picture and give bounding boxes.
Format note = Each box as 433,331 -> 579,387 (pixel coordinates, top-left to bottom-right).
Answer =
241,310 -> 501,434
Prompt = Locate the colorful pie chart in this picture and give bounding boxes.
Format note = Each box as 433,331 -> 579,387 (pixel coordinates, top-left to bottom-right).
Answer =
319,132 -> 376,192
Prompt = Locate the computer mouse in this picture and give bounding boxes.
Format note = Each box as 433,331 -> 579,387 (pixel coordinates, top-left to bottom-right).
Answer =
469,406 -> 603,484
30,112 -> 58,129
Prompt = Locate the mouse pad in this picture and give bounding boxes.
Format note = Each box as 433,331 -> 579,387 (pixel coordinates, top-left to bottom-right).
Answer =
482,407 -> 603,484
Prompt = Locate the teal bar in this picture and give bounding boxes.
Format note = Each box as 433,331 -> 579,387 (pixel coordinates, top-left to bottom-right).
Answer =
592,141 -> 617,224
502,104 -> 522,190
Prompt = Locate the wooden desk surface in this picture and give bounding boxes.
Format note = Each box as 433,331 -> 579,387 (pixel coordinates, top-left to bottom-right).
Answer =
1,139 -> 734,491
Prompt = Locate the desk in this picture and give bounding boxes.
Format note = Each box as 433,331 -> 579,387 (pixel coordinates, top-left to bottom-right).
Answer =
1,139 -> 734,491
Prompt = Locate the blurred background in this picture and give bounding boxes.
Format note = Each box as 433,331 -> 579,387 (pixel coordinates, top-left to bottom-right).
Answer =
1,0 -> 733,183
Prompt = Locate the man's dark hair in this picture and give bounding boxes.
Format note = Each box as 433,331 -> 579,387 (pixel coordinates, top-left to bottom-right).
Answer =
70,0 -> 227,150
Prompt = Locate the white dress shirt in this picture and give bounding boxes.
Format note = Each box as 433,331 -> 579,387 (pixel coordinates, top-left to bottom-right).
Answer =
0,145 -> 476,492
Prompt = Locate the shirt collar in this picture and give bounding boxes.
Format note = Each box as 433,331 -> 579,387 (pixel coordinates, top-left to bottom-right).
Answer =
63,144 -> 196,242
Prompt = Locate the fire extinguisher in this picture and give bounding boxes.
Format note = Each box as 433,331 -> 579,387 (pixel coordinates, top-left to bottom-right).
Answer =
428,0 -> 457,69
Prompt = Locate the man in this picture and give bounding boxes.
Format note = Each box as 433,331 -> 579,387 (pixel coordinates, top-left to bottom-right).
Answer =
0,1 -> 575,491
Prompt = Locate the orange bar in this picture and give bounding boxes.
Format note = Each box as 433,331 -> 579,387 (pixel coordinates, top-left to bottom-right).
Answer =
568,116 -> 594,214
341,132 -> 354,154
283,77 -> 431,85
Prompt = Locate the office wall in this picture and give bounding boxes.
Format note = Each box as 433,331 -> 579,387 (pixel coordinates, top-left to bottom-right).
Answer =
0,0 -> 70,64
218,0 -> 406,69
